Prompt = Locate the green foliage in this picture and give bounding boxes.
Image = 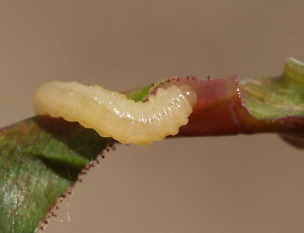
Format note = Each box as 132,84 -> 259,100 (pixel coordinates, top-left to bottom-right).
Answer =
0,58 -> 303,232
0,117 -> 110,233
241,58 -> 304,119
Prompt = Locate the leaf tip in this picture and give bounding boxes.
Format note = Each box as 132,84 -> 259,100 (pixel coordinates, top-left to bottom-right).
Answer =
284,57 -> 304,84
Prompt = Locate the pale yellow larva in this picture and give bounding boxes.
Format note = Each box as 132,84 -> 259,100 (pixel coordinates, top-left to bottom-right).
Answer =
34,81 -> 197,145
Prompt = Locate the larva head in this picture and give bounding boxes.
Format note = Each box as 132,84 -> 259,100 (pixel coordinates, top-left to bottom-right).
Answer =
34,81 -> 196,145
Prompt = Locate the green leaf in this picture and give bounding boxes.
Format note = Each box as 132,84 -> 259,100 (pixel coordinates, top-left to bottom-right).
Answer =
0,117 -> 110,233
241,58 -> 304,119
125,84 -> 152,101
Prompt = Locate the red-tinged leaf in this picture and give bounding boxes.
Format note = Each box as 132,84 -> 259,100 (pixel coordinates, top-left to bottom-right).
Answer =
0,117 -> 111,233
0,57 -> 304,233
152,58 -> 304,138
152,75 -> 245,136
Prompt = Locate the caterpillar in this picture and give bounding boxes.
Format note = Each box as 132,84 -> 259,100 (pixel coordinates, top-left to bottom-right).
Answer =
34,81 -> 197,145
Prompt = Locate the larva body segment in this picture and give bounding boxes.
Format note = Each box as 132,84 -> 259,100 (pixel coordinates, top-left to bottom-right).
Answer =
34,81 -> 196,145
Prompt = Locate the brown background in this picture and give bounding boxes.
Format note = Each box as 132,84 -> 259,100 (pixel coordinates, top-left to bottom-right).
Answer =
1,1 -> 304,232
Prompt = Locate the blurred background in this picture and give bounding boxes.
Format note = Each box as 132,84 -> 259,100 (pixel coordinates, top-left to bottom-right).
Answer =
1,0 -> 304,232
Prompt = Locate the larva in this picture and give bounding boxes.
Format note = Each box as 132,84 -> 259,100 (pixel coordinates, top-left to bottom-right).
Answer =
34,81 -> 197,145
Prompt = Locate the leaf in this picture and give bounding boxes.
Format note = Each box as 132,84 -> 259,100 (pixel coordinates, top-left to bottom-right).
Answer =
1,58 -> 304,232
241,58 -> 304,119
151,59 -> 304,138
0,117 -> 110,233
